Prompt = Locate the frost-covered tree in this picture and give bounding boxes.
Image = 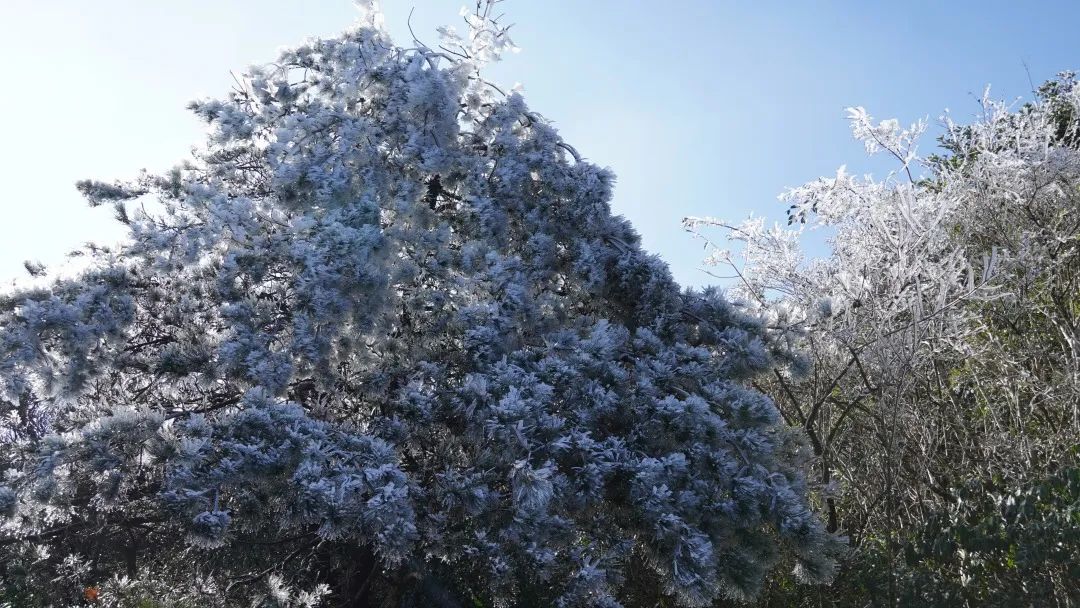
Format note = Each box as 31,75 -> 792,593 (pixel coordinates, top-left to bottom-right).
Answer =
0,3 -> 837,606
686,74 -> 1080,606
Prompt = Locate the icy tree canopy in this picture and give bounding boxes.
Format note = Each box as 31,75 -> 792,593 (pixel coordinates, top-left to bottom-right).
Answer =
0,3 -> 836,606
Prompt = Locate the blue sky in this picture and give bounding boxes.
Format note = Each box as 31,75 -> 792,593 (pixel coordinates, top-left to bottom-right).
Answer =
1,1 -> 1077,288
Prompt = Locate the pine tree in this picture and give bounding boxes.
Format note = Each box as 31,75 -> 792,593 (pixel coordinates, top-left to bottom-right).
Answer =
0,4 -> 836,606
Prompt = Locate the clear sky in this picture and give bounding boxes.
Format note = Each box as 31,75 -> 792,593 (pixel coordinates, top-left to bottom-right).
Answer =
1,1 -> 1078,288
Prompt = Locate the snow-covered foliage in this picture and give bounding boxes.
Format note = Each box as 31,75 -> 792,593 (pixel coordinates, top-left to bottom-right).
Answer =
0,3 -> 837,606
686,74 -> 1080,605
